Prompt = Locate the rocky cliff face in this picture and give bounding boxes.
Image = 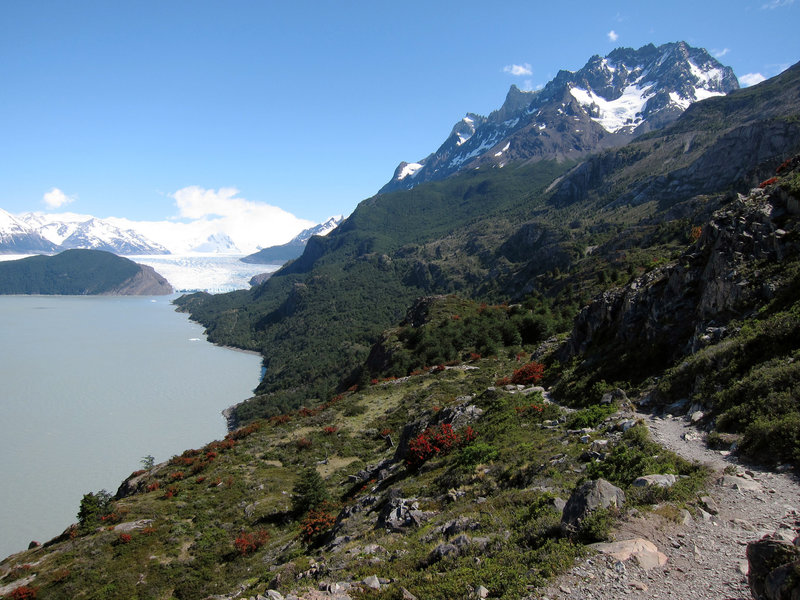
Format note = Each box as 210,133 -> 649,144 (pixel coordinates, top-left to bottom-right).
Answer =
108,264 -> 173,295
561,164 -> 800,369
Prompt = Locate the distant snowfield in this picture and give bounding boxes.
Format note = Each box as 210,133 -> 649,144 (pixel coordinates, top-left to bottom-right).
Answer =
0,253 -> 280,294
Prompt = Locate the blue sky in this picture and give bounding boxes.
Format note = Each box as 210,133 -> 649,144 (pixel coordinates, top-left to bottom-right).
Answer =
1,0 -> 798,232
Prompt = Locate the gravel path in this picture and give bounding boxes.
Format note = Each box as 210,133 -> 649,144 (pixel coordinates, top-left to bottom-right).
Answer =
540,413 -> 800,600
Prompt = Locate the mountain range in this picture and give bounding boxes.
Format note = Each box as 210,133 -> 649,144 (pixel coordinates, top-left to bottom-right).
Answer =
0,209 -> 339,257
381,41 -> 738,192
0,210 -> 170,255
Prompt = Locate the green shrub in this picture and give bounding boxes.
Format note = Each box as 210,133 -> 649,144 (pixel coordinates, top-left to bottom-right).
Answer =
457,442 -> 499,467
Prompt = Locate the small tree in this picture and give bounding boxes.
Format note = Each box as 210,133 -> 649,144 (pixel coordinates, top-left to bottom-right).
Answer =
291,467 -> 329,516
77,490 -> 112,530
140,455 -> 155,470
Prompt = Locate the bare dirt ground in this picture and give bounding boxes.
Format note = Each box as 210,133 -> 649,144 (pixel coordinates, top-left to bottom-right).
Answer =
539,413 -> 800,600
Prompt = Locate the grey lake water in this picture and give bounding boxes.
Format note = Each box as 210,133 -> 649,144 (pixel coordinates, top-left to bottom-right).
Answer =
0,295 -> 263,559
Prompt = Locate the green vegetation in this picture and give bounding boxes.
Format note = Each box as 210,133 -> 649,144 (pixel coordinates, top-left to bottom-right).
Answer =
0,249 -> 142,295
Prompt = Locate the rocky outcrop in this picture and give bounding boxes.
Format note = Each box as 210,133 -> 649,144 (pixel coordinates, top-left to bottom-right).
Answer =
561,183 -> 798,369
746,538 -> 800,600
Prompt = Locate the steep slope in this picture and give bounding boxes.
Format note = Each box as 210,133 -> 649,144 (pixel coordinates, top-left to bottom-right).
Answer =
241,216 -> 343,265
0,249 -> 173,295
0,314 -> 708,599
179,63 -> 797,426
381,42 -> 738,193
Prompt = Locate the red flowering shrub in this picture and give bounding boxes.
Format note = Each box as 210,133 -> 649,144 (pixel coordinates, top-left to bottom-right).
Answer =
227,422 -> 261,440
323,426 -> 338,435
146,482 -> 160,492
299,503 -> 336,543
759,176 -> 778,188
169,471 -> 184,481
495,376 -> 511,386
117,533 -> 132,544
234,529 -> 270,555
206,438 -> 236,452
469,353 -> 481,361
141,526 -> 156,535
347,384 -> 359,392
380,428 -> 392,437
195,476 -> 206,484
8,586 -> 38,600
370,378 -> 379,385
462,426 -> 476,444
99,512 -> 119,524
406,423 -> 476,468
510,361 -> 545,385
163,485 -> 178,499
690,225 -> 703,242
296,437 -> 312,450
270,414 -> 292,425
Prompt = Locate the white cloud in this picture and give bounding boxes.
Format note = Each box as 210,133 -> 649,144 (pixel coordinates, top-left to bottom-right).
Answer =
607,30 -> 619,42
713,48 -> 730,58
503,63 -> 532,77
171,186 -> 250,220
740,72 -> 767,86
128,186 -> 315,254
762,0 -> 795,8
43,187 -> 75,209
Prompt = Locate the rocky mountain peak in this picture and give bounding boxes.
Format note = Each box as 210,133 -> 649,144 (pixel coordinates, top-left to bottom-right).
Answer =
380,42 -> 738,194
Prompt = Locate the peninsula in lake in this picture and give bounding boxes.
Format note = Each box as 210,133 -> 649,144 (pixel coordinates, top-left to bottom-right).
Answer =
0,249 -> 173,295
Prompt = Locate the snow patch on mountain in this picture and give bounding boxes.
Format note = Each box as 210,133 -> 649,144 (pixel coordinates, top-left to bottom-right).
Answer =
570,83 -> 652,133
397,163 -> 425,180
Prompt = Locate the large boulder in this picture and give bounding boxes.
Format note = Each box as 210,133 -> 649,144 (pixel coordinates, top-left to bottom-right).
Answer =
747,538 -> 800,600
561,478 -> 625,535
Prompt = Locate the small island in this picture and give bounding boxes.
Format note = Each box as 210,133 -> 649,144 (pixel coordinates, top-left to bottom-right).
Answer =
0,249 -> 173,295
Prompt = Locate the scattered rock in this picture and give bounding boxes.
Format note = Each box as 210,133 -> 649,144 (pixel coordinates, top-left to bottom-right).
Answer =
561,479 -> 625,535
700,495 -> 720,515
632,474 -> 678,488
720,475 -> 762,492
428,543 -> 459,563
362,575 -> 381,590
400,587 -> 418,600
591,538 -> 668,570
378,497 -> 432,531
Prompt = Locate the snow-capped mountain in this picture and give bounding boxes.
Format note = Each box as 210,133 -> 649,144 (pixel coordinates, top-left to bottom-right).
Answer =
241,215 -> 343,264
293,215 -> 342,244
190,232 -> 241,254
0,208 -> 58,253
2,212 -> 170,255
381,41 -> 739,193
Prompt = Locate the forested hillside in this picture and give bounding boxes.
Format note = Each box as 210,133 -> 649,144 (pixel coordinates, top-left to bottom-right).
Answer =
0,249 -> 173,295
177,62 -> 800,425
